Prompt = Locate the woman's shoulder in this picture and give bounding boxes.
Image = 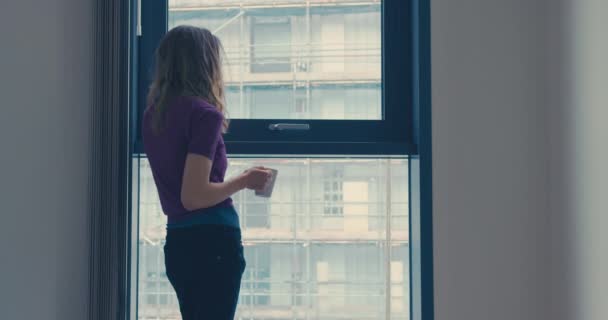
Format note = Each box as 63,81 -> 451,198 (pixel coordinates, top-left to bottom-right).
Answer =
185,97 -> 223,119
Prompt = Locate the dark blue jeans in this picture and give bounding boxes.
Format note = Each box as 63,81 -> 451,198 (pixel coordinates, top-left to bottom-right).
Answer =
164,224 -> 246,320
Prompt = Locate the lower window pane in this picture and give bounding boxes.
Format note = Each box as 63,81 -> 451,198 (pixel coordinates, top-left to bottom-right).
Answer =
137,158 -> 409,319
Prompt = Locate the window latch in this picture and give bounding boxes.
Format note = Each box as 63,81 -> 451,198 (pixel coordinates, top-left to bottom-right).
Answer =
268,123 -> 311,131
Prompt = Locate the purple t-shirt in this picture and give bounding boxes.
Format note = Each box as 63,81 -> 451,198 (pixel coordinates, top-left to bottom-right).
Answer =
142,96 -> 233,224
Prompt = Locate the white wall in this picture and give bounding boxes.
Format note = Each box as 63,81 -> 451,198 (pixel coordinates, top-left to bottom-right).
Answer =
0,1 -> 93,319
548,1 -> 608,320
431,1 -> 551,320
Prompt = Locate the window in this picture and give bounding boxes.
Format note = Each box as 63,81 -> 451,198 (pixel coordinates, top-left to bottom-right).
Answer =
241,246 -> 271,306
294,91 -> 308,117
241,187 -> 270,228
138,0 -> 414,155
135,1 -> 433,320
136,158 -> 408,319
323,168 -> 343,217
251,16 -> 291,73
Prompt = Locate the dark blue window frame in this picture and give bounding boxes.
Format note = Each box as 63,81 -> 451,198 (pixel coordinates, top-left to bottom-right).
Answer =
136,0 -> 414,156
131,0 -> 434,319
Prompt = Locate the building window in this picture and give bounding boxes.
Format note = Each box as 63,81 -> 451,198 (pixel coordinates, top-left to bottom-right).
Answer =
241,245 -> 271,306
250,16 -> 291,73
242,189 -> 270,229
294,89 -> 308,117
323,168 -> 344,217
146,294 -> 156,306
159,294 -> 168,306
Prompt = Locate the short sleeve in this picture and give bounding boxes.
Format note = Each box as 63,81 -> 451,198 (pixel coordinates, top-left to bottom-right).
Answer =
187,107 -> 223,160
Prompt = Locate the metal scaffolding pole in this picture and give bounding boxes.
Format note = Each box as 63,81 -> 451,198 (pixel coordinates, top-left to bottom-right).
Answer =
306,0 -> 312,119
385,159 -> 392,320
306,158 -> 312,320
239,7 -> 246,118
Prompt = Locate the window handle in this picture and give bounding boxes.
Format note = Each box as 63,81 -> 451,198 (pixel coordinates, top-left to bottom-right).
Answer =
136,0 -> 142,36
268,123 -> 311,131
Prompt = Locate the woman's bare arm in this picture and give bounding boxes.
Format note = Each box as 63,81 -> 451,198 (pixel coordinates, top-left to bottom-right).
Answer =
180,153 -> 268,211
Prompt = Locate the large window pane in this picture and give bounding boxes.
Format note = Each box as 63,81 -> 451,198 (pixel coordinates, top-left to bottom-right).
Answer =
168,0 -> 382,120
137,158 -> 409,319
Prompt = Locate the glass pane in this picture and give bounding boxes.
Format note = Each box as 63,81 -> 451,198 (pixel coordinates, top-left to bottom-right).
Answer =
168,0 -> 382,120
137,157 -> 409,319
390,243 -> 409,319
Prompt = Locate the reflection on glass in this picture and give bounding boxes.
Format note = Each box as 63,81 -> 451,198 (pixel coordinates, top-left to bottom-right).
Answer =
137,158 -> 409,319
168,0 -> 382,120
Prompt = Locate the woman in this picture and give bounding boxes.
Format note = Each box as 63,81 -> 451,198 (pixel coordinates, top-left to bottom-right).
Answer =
142,26 -> 271,319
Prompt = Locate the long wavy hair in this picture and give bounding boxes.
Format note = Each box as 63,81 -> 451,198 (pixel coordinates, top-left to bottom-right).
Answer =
147,25 -> 228,133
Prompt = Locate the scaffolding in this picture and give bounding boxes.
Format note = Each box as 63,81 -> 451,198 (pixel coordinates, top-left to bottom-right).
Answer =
137,158 -> 409,320
167,0 -> 382,119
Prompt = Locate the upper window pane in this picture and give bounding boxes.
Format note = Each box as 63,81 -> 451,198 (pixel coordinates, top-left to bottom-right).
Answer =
168,0 -> 382,120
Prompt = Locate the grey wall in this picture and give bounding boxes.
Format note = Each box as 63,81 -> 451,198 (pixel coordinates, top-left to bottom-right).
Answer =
431,1 -> 551,320
549,1 -> 608,320
0,0 -> 93,319
0,1 -> 605,319
433,0 -> 608,319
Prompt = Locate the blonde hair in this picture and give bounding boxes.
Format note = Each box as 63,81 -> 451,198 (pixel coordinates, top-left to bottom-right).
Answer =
147,25 -> 228,133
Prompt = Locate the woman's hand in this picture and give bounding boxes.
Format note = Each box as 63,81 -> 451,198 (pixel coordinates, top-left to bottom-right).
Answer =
241,167 -> 271,191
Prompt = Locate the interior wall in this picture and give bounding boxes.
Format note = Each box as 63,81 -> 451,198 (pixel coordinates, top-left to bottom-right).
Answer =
548,1 -> 608,319
0,1 -> 605,319
431,1 -> 551,319
0,0 -> 93,319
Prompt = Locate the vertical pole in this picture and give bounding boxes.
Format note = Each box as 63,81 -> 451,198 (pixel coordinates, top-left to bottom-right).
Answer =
306,0 -> 312,118
239,7 -> 245,117
306,159 -> 312,319
385,159 -> 392,320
